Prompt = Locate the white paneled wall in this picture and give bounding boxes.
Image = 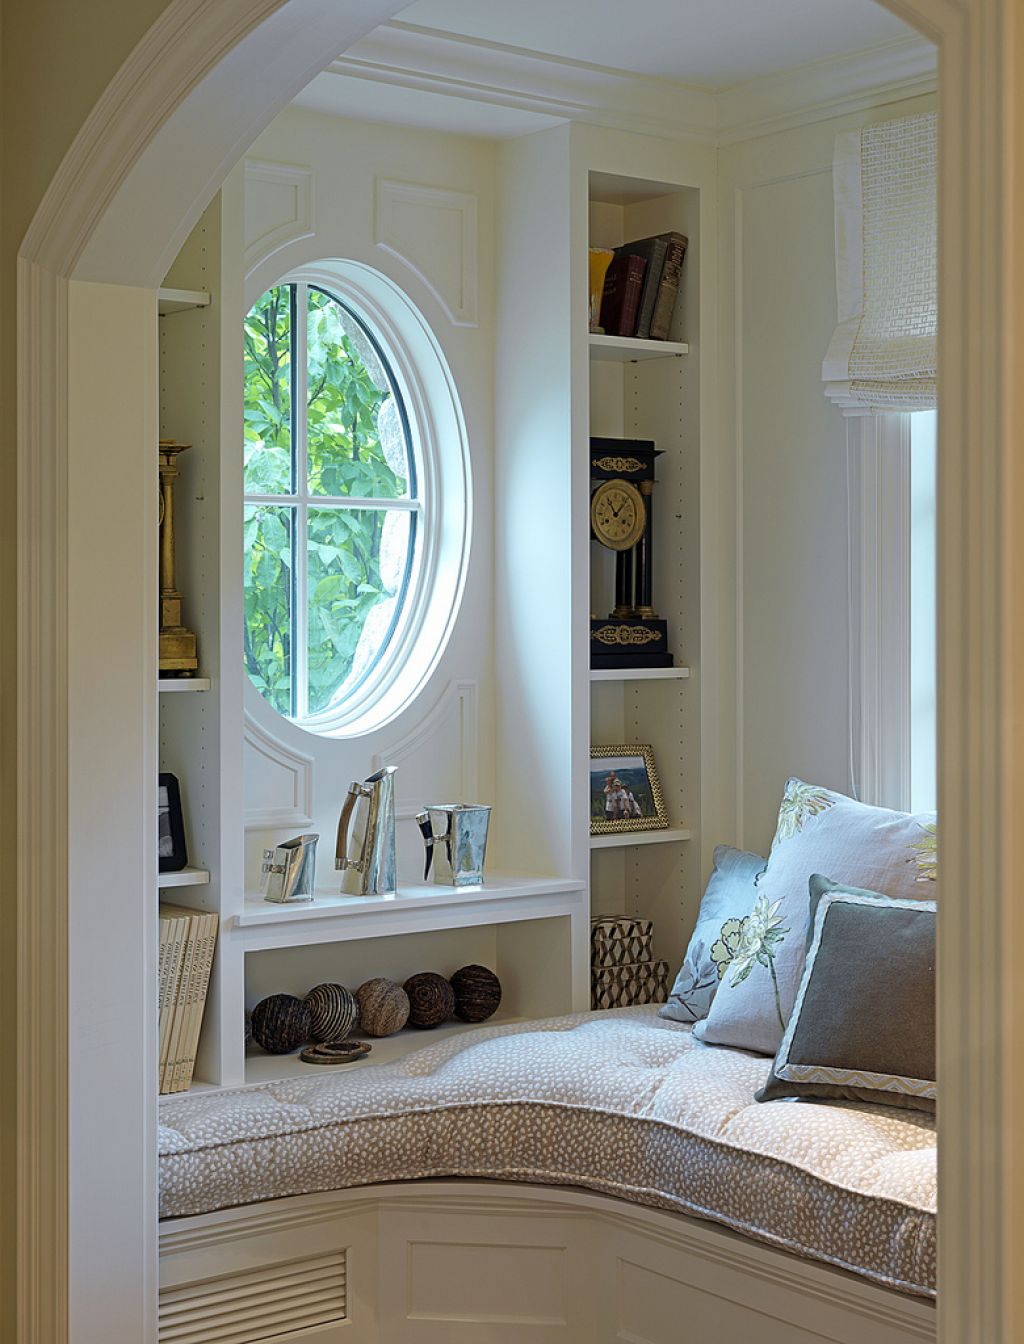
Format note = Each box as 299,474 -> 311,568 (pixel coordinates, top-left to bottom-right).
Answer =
716,91 -> 936,857
236,108 -> 498,892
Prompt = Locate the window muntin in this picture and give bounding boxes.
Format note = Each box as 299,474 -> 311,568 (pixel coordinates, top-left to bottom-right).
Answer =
243,281 -> 420,724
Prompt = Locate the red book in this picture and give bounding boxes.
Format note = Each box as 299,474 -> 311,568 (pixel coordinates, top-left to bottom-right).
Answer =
599,253 -> 648,337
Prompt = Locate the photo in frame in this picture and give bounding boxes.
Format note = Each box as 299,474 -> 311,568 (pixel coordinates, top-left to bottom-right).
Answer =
158,772 -> 188,872
590,744 -> 669,834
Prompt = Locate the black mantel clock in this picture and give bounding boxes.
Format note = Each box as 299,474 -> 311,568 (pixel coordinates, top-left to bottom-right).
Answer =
589,438 -> 672,669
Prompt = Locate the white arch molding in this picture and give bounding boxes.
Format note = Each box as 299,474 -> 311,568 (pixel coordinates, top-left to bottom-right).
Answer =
14,1 -> 1024,1340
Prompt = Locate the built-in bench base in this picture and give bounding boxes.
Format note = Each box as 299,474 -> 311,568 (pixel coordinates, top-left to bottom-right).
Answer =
158,1180 -> 937,1344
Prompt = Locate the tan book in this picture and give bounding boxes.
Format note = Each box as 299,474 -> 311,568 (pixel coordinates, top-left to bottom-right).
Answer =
157,909 -> 190,1092
162,907 -> 200,1095
172,911 -> 218,1092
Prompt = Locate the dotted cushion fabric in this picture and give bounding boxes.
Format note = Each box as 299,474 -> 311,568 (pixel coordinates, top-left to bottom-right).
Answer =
695,779 -> 937,1056
159,1006 -> 936,1299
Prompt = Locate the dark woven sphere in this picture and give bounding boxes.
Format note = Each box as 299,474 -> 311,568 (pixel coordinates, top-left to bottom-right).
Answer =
449,964 -> 502,1023
251,994 -> 312,1054
355,978 -> 410,1037
304,982 -> 358,1043
403,971 -> 456,1029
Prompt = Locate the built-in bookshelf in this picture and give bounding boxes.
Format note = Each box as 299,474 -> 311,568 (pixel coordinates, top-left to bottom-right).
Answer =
585,158 -> 705,979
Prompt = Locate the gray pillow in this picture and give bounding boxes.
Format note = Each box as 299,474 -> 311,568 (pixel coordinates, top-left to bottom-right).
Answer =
659,845 -> 765,1024
756,875 -> 936,1113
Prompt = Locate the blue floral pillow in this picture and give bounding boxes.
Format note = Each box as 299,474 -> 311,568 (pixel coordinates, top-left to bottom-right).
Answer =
659,845 -> 766,1024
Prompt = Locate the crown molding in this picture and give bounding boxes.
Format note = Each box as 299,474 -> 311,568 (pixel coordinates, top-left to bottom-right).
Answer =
325,21 -> 718,144
319,22 -> 936,147
716,34 -> 937,143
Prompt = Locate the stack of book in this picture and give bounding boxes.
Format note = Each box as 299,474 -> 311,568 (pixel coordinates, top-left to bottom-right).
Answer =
596,232 -> 688,341
158,903 -> 218,1093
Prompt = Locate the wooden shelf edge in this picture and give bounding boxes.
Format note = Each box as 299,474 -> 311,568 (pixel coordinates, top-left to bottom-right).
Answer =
158,866 -> 211,889
590,666 -> 690,682
158,287 -> 211,315
234,874 -> 587,928
589,333 -> 689,362
590,827 -> 692,850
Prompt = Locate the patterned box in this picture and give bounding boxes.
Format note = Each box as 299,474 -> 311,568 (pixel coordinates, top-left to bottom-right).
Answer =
590,914 -> 654,969
591,960 -> 670,1010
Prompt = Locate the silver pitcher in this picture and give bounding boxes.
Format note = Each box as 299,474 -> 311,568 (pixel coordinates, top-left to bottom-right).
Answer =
260,833 -> 319,903
416,803 -> 491,886
335,766 -> 397,896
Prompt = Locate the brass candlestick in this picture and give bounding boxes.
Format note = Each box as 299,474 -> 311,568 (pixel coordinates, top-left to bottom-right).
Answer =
158,439 -> 199,673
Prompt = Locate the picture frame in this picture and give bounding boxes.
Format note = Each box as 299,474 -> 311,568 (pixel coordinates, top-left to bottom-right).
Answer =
158,772 -> 188,872
590,744 -> 669,834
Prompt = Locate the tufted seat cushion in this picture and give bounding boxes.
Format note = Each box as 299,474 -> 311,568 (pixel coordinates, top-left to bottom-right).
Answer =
159,1006 -> 936,1298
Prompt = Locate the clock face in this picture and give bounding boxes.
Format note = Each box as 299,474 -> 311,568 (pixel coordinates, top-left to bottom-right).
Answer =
591,479 -> 646,551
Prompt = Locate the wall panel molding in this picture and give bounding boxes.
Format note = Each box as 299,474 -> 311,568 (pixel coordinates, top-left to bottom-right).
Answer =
372,679 -> 478,818
375,178 -> 479,326
243,717 -> 315,829
243,158 -> 315,275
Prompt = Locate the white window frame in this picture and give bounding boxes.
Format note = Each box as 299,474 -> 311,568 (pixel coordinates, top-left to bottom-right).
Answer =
851,411 -> 935,812
244,279 -> 423,724
243,260 -> 471,739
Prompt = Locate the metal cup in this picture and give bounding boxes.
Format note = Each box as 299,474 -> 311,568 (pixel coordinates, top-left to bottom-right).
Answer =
260,833 -> 319,903
416,804 -> 492,887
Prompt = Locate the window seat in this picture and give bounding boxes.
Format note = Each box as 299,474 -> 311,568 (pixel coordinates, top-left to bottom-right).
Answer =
158,1005 -> 936,1300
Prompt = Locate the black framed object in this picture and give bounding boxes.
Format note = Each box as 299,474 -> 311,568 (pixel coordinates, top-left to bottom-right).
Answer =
158,772 -> 188,873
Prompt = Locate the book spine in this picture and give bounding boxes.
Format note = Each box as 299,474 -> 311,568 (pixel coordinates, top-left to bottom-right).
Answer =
156,917 -> 171,1083
600,254 -> 648,338
173,913 -> 218,1092
634,239 -> 669,340
158,914 -> 188,1092
649,235 -> 688,341
616,255 -> 647,337
164,913 -> 198,1095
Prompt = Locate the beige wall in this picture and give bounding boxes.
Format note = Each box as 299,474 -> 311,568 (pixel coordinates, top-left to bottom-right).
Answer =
716,91 -> 935,858
0,6 -> 179,1341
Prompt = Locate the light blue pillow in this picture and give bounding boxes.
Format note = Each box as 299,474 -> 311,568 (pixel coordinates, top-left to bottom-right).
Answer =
659,845 -> 766,1024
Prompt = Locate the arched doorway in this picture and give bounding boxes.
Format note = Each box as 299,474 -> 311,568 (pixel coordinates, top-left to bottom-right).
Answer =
14,1 -> 1021,1338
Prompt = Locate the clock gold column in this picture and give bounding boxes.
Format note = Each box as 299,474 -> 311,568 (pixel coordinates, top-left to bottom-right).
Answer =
158,439 -> 199,673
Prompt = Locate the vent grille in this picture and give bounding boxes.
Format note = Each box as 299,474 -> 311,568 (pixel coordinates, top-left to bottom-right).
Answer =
159,1250 -> 347,1343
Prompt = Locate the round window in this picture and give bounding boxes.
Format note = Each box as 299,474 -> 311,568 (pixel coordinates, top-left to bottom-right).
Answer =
242,266 -> 469,736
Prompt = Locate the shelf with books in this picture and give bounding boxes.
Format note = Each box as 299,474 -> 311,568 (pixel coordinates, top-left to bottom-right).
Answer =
589,334 -> 689,362
585,163 -> 704,988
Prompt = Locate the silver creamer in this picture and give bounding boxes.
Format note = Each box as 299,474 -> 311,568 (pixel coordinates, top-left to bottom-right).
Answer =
416,803 -> 491,887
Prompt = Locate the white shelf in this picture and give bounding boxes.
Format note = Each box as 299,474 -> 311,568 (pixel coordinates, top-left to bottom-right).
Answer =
158,287 -> 211,315
590,666 -> 690,682
589,333 -> 689,362
590,827 -> 692,850
158,677 -> 211,692
158,866 -> 211,888
242,1016 -> 527,1087
232,874 -> 588,951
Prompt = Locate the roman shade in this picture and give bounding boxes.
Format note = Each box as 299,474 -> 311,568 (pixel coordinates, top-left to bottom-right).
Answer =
822,112 -> 936,415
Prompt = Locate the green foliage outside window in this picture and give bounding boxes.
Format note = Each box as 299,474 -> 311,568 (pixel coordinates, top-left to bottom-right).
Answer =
243,283 -> 416,719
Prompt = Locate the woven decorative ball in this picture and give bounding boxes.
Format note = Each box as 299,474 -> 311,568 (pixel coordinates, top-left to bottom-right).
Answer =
403,971 -> 456,1029
449,964 -> 502,1023
251,994 -> 312,1054
304,982 -> 358,1043
355,978 -> 410,1037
